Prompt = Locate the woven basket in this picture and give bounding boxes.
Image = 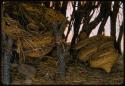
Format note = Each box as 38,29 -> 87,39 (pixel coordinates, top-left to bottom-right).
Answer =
97,41 -> 114,50
90,47 -> 116,60
3,17 -> 55,58
75,35 -> 114,50
24,46 -> 54,58
78,31 -> 87,41
3,3 -> 67,60
22,31 -> 54,50
89,49 -> 119,73
77,35 -> 115,63
78,46 -> 97,62
44,8 -> 66,24
3,17 -> 32,40
21,3 -> 67,32
21,31 -> 55,58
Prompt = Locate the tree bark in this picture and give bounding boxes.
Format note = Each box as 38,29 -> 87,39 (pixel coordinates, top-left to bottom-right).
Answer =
69,2 -> 82,61
52,22 -> 65,79
1,31 -> 13,85
43,1 -> 50,8
54,1 -> 61,11
97,15 -> 109,35
116,22 -> 123,54
61,1 -> 68,16
82,1 -> 112,36
81,1 -> 99,35
1,4 -> 12,85
110,1 -> 120,49
65,2 -> 75,41
70,1 -> 100,61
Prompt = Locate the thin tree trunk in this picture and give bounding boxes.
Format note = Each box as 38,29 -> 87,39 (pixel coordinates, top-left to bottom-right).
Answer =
70,1 -> 82,48
82,1 -> 112,36
69,2 -> 82,60
97,13 -> 109,35
1,5 -> 12,85
52,22 -> 65,79
110,1 -> 120,48
98,1 -> 112,35
43,1 -> 50,8
1,32 -> 13,85
65,2 -> 75,41
116,22 -> 123,54
61,1 -> 68,16
54,1 -> 61,11
81,2 -> 99,35
70,1 -> 94,62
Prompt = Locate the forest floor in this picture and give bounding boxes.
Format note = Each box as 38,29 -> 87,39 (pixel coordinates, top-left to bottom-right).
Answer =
10,56 -> 124,85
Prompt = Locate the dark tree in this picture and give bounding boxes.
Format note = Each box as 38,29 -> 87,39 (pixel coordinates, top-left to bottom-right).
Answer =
110,1 -> 120,49
116,22 -> 124,54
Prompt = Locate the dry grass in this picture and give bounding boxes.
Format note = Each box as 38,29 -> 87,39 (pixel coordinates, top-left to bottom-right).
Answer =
10,56 -> 123,85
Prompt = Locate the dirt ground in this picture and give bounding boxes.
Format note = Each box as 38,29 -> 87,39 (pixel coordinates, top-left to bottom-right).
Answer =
10,56 -> 124,85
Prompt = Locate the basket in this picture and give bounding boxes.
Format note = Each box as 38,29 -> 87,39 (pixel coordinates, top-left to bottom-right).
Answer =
24,46 -> 54,58
89,49 -> 119,73
78,31 -> 87,41
75,35 -> 114,50
78,46 -> 97,62
3,16 -> 35,40
22,31 -> 55,50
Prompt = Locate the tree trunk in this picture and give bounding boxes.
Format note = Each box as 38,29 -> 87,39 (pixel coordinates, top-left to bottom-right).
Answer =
65,2 -> 75,41
54,1 -> 61,11
69,2 -> 82,62
97,13 -> 109,35
81,1 -> 99,35
52,22 -> 65,79
61,1 -> 68,16
82,1 -> 111,36
43,1 -> 50,8
1,32 -> 13,85
110,1 -> 120,49
116,22 -> 123,54
1,5 -> 13,85
70,1 -> 99,61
